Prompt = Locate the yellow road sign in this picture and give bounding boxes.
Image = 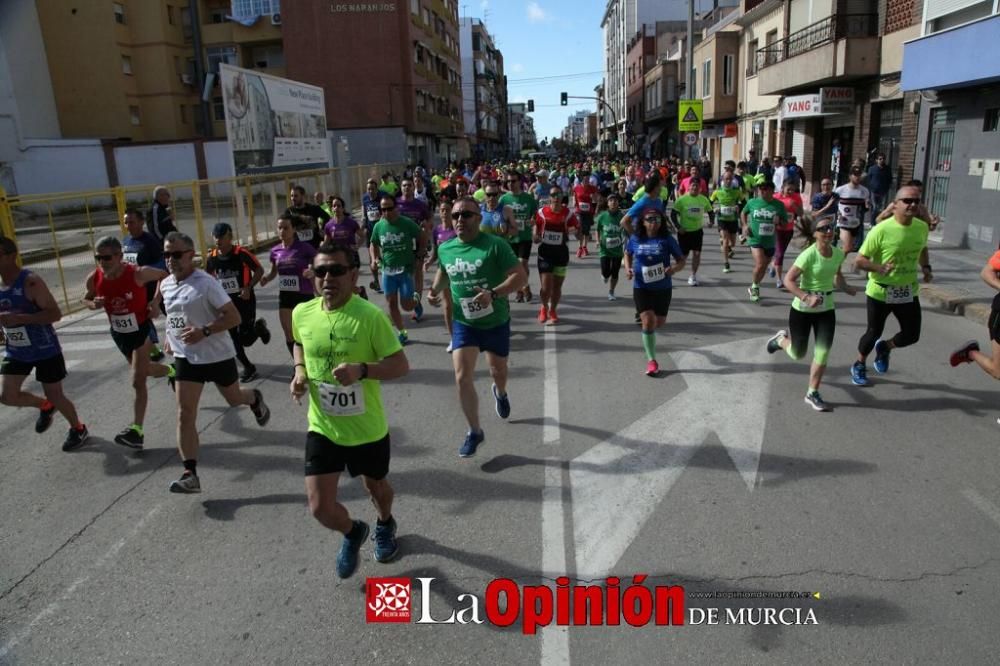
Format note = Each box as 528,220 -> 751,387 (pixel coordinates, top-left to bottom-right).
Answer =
679,99 -> 703,131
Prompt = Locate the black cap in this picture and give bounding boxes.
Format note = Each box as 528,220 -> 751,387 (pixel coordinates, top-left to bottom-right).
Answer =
212,222 -> 232,237
759,180 -> 776,189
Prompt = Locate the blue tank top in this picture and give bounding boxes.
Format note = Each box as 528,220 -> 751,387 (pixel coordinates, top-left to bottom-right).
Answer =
0,270 -> 61,362
479,205 -> 505,234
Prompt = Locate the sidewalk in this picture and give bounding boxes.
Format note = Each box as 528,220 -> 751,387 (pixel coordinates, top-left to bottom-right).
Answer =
918,239 -> 995,326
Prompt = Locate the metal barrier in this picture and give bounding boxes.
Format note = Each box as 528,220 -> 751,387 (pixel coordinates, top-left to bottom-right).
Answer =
0,163 -> 404,316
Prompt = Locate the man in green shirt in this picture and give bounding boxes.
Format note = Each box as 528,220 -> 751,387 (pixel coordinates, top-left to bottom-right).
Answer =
428,196 -> 527,458
741,180 -> 788,303
290,241 -> 410,579
498,170 -> 537,303
595,193 -> 626,299
850,185 -> 932,386
670,179 -> 713,286
368,195 -> 426,344
711,169 -> 745,273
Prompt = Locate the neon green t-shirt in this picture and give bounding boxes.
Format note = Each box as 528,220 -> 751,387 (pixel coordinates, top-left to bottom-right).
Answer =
498,191 -> 537,243
380,181 -> 399,196
595,210 -> 625,258
473,188 -> 487,203
436,233 -> 520,329
631,186 -> 669,203
371,216 -> 421,271
673,194 -> 712,232
742,198 -> 787,249
710,187 -> 744,220
859,217 -> 929,302
292,296 -> 403,446
791,244 -> 845,312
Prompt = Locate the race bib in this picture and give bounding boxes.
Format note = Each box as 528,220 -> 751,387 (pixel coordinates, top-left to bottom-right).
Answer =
839,205 -> 860,227
122,252 -> 138,265
885,284 -> 913,304
382,265 -> 406,276
720,205 -> 737,217
459,295 -> 494,320
110,313 -> 139,333
166,314 -> 187,333
219,276 -> 240,294
641,263 -> 666,283
278,275 -> 300,291
542,230 -> 563,245
579,202 -> 591,212
757,223 -> 775,236
366,209 -> 380,222
296,229 -> 314,242
604,236 -> 622,249
2,326 -> 29,347
318,382 -> 365,416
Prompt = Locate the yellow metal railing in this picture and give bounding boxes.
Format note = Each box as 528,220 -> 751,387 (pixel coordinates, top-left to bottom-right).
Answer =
0,163 -> 405,317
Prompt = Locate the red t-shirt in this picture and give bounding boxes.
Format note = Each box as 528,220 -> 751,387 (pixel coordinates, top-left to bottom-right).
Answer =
678,176 -> 708,195
989,250 -> 1000,272
95,263 -> 149,329
534,206 -> 579,246
573,184 -> 598,215
774,193 -> 803,231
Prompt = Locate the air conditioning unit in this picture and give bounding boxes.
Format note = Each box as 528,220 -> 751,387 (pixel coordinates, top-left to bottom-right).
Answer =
270,13 -> 281,25
181,73 -> 194,85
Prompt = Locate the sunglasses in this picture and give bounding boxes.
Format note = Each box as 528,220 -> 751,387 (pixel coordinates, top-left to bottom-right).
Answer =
815,225 -> 835,233
164,250 -> 192,260
642,217 -> 662,224
313,263 -> 351,278
451,210 -> 477,220
380,206 -> 395,212
899,198 -> 921,205
485,192 -> 499,197
94,253 -> 115,261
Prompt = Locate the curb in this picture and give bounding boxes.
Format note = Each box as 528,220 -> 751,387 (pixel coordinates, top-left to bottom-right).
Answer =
920,284 -> 991,327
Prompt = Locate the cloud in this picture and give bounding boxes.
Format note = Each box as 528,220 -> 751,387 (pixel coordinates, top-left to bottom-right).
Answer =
480,0 -> 489,12
510,63 -> 525,73
527,2 -> 548,23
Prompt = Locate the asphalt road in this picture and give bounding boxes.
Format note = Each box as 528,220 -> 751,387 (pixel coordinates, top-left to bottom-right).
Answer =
1,238 -> 998,665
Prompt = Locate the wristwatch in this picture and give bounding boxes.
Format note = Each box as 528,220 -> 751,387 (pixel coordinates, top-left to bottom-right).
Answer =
201,325 -> 212,337
488,288 -> 499,300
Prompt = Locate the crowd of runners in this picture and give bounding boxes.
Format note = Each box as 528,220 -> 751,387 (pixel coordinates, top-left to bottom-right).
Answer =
1,153 -> 998,579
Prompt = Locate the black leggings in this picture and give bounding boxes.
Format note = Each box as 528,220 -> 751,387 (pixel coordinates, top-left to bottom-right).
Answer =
229,299 -> 259,368
787,308 -> 836,365
858,296 -> 922,356
600,256 -> 622,280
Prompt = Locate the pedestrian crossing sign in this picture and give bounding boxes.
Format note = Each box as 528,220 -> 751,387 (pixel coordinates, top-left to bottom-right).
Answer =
679,100 -> 703,131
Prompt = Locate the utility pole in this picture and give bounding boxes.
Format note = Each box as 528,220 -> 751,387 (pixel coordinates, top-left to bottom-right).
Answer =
685,0 -> 694,159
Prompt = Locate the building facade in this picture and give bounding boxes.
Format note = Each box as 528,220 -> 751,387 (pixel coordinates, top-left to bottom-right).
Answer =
460,18 -> 508,160
691,4 -> 742,167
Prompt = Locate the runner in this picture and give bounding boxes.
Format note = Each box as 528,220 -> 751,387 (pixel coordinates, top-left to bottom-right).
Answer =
765,218 -> 857,411
159,231 -> 271,493
259,214 -> 317,356
850,185 -> 932,386
670,178 -> 712,286
573,170 -> 599,257
284,185 -> 330,249
0,237 -> 89,451
950,246 -> 1000,394
596,193 -> 626,300
83,236 -> 173,448
148,185 -> 178,244
624,208 -> 685,376
205,223 -> 271,382
369,195 -> 426,344
741,180 -> 788,303
290,242 -> 409,579
425,199 -> 458,350
323,197 -> 365,249
427,197 -> 527,457
620,173 -> 666,236
362,179 -> 385,293
396,177 -> 432,323
121,208 -> 166,359
533,185 -> 579,325
772,180 -> 804,289
810,178 -> 838,223
478,182 -> 513,237
710,169 -> 744,273
532,169 -> 554,209
498,170 -> 537,303
833,167 -> 871,255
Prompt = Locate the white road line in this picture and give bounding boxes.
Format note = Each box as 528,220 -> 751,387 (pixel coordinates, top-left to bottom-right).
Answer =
58,339 -> 116,352
963,489 -> 1000,530
0,504 -> 162,660
55,324 -> 118,334
712,285 -> 759,318
540,325 -> 570,666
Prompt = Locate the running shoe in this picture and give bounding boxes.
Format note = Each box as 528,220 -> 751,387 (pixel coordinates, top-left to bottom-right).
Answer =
873,339 -> 891,374
459,429 -> 485,457
608,292 -> 617,301
412,300 -> 424,322
336,520 -> 369,578
369,279 -> 381,293
167,363 -> 177,393
950,340 -> 980,366
445,342 -> 453,353
739,235 -> 747,245
240,365 -> 259,383
62,425 -> 89,452
524,287 -> 533,302
576,247 -> 584,258
723,263 -> 732,273
169,470 -> 201,494
398,331 -> 409,346
748,285 -> 760,303
250,389 -> 270,426
357,286 -> 368,301
804,392 -> 831,412
515,292 -> 524,303
645,360 -> 659,377
768,266 -> 776,278
850,361 -> 869,386
114,426 -> 144,450
547,310 -> 559,324
634,312 -> 641,324
602,276 -> 609,284
766,329 -> 787,354
372,517 -> 399,563
688,275 -> 699,286
537,306 -> 548,324
149,345 -> 165,362
35,401 -> 55,434
583,246 -> 590,256
255,318 -> 271,345
492,383 -> 511,419
728,249 -> 735,259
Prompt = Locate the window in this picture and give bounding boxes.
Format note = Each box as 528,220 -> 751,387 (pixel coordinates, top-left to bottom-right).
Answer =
129,106 -> 141,126
167,5 -> 175,24
181,7 -> 192,42
747,39 -> 759,75
121,55 -> 133,75
702,59 -> 711,99
180,104 -> 188,124
213,97 -> 226,121
723,54 -> 734,95
250,44 -> 284,68
422,8 -> 429,24
114,2 -> 125,24
765,29 -> 778,66
985,108 -> 1000,132
206,46 -> 238,73
411,0 -> 419,13
473,33 -> 481,51
230,0 -> 281,17
210,10 -> 228,23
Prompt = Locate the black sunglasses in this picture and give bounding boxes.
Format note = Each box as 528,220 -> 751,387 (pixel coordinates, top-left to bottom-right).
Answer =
164,250 -> 192,260
451,210 -> 477,220
313,263 -> 351,278
642,216 -> 662,223
899,198 -> 921,205
94,253 -> 115,261
815,225 -> 835,233
380,206 -> 395,212
485,191 -> 499,197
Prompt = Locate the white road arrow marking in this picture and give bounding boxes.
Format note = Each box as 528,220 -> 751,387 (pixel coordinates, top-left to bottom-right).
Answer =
570,336 -> 773,579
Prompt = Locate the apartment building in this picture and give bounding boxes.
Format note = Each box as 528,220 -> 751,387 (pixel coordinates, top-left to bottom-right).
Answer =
640,21 -> 692,158
902,0 -> 1000,251
625,27 -> 656,154
691,3 -> 742,167
460,18 -> 508,160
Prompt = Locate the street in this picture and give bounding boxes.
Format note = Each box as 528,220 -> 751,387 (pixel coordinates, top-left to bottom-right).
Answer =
1,241 -> 998,665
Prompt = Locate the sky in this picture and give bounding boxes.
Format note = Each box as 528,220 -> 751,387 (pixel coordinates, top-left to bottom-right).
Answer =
462,0 -> 605,143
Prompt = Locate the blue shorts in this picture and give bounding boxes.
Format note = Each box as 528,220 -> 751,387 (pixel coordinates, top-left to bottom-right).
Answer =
381,270 -> 415,297
451,319 -> 511,357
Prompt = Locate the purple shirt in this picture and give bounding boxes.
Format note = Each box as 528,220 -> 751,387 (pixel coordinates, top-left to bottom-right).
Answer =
397,197 -> 430,224
269,240 -> 317,295
434,226 -> 457,246
323,216 -> 361,248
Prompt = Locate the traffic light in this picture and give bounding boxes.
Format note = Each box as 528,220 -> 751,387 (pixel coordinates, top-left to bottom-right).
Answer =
527,99 -> 534,112
560,92 -> 568,106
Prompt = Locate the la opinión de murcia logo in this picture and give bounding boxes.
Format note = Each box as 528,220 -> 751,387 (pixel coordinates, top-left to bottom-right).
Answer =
366,576 -> 820,631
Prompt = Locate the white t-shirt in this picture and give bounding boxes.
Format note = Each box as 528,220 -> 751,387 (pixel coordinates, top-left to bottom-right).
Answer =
772,166 -> 787,192
161,269 -> 236,364
833,183 -> 871,229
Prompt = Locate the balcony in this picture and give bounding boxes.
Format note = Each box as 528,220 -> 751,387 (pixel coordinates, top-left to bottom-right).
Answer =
755,13 -> 879,96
